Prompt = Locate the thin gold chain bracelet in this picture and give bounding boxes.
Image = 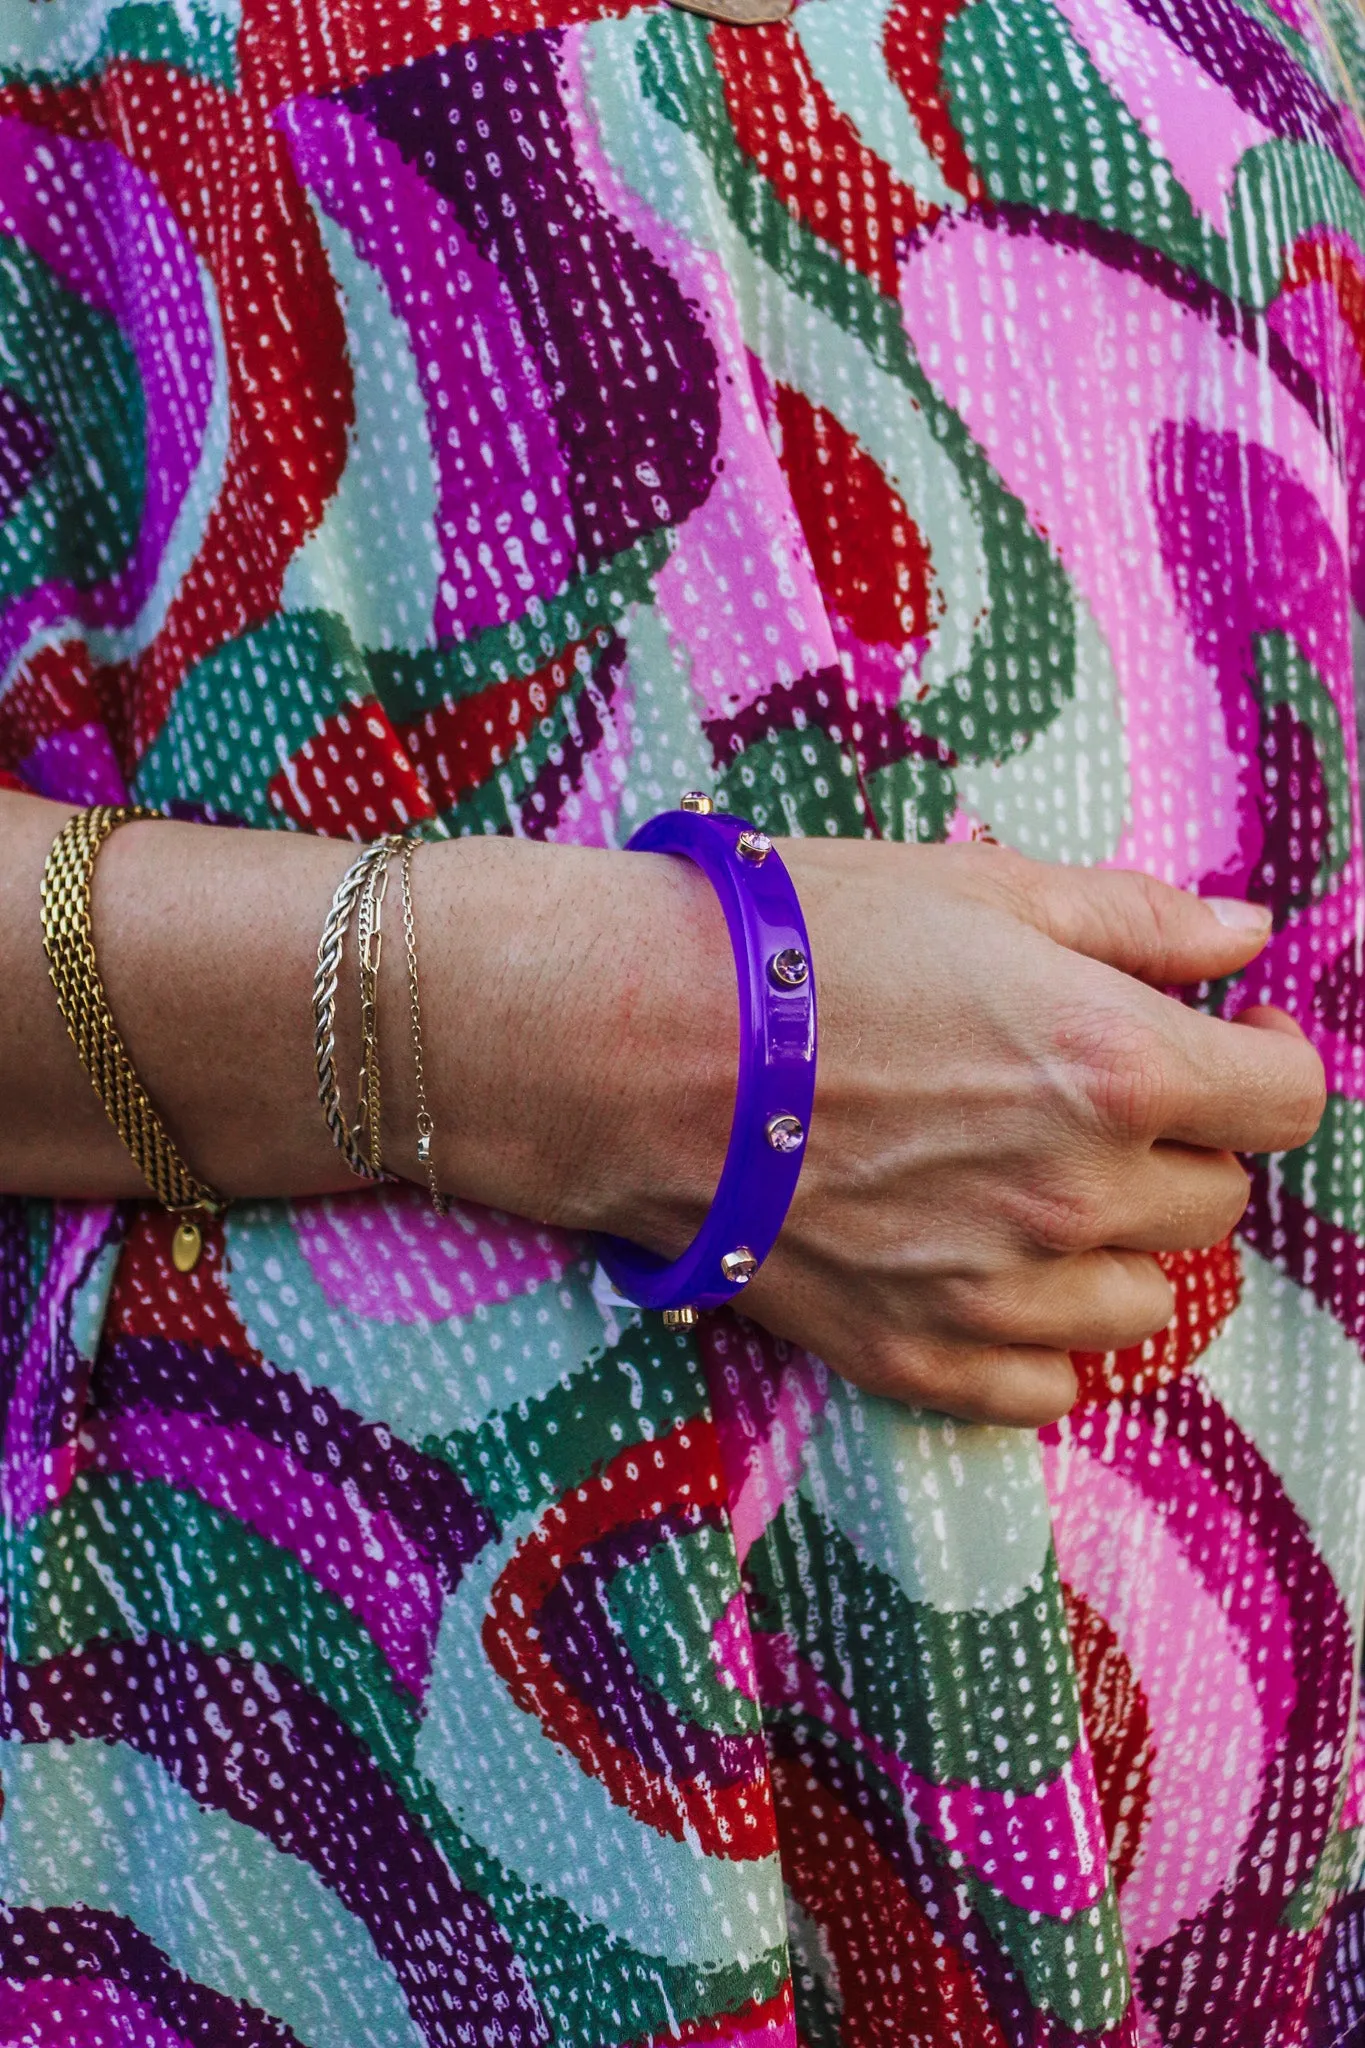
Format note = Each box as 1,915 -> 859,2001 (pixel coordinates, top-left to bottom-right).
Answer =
399,836 -> 447,1216
41,805 -> 225,1274
355,840 -> 398,1179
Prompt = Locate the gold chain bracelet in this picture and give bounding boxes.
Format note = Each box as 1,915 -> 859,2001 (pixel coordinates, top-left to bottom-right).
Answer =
355,841 -> 397,1178
41,805 -> 225,1273
399,836 -> 447,1216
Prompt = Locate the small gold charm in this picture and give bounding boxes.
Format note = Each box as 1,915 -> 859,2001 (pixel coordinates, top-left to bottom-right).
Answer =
171,1218 -> 203,1274
662,1306 -> 701,1329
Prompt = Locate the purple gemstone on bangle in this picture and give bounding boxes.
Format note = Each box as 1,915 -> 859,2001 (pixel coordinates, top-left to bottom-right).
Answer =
769,947 -> 808,988
766,1114 -> 805,1152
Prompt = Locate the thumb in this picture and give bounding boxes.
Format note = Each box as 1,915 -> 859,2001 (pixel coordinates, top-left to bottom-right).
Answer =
994,859 -> 1273,983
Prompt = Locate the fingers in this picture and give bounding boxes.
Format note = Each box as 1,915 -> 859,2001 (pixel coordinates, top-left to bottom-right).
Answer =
1154,1001 -> 1326,1153
853,1340 -> 1079,1428
983,851 -> 1272,986
938,1248 -> 1174,1355
1231,1001 -> 1309,1040
1100,1142 -> 1250,1251
971,848 -> 1322,1152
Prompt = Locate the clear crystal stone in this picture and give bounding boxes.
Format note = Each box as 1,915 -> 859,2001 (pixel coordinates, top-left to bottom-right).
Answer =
766,1114 -> 805,1153
736,831 -> 772,864
769,948 -> 808,988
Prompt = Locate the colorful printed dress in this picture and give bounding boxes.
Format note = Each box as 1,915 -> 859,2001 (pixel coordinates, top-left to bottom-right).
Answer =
4,0 -> 1365,2040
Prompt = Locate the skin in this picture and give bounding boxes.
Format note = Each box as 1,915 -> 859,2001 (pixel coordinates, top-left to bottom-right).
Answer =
0,789 -> 1325,1425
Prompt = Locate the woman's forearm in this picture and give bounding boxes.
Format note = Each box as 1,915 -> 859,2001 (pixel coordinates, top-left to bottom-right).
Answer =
0,789 -> 1328,1425
0,792 -> 736,1239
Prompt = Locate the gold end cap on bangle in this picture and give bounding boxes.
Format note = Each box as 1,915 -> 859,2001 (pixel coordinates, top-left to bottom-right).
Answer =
662,1306 -> 701,1329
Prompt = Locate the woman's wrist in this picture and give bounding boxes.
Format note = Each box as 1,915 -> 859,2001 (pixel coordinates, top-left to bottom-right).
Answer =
378,836 -> 737,1249
0,791 -> 739,1241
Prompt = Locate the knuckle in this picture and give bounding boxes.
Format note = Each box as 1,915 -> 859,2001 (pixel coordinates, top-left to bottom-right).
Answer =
847,1333 -> 940,1408
1080,1015 -> 1174,1142
1130,866 -> 1175,926
946,838 -> 1032,906
1092,869 -> 1158,966
934,1271 -> 1013,1340
1005,1178 -> 1107,1256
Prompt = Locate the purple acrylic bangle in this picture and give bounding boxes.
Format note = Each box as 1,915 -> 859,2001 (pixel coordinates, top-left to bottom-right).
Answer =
596,799 -> 817,1317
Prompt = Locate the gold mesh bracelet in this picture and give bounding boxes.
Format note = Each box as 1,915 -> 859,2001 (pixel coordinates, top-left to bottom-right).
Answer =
41,805 -> 225,1272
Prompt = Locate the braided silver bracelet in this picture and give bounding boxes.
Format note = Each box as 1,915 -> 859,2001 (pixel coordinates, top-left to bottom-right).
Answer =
313,835 -> 404,1179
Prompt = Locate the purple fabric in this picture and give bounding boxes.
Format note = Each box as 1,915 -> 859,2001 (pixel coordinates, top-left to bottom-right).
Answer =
0,1200 -> 29,1439
348,31 -> 721,574
0,1903 -> 306,2047
0,382 -> 52,523
1313,942 -> 1365,1042
1241,1164 -> 1365,1349
521,630 -> 628,837
965,203 -> 1342,436
1,1206 -> 119,1530
1268,255 -> 1365,616
0,1976 -> 195,2048
761,1717 -> 1109,2048
93,1336 -> 496,1589
277,95 -> 575,643
1126,0 -> 1350,157
703,661 -> 954,778
19,723 -> 129,806
5,1635 -> 551,2048
0,120 -> 214,673
1307,1887 -> 1365,2046
85,1405 -> 443,1698
1077,1375 -> 1356,2042
982,203 -> 1332,432
535,1503 -> 768,1788
1151,420 -> 1350,908
1247,698 -> 1332,920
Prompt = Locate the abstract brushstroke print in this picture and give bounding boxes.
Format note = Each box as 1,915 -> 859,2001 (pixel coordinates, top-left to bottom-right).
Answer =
2,0 -> 1365,2040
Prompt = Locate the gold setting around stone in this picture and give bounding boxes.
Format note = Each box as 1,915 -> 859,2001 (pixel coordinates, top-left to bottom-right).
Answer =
720,1248 -> 759,1285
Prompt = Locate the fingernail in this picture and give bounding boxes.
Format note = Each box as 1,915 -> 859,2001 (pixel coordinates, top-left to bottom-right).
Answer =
1206,897 -> 1272,933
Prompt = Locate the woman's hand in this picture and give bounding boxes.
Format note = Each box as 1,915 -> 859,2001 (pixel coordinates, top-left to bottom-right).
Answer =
0,794 -> 1323,1427
728,840 -> 1324,1426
